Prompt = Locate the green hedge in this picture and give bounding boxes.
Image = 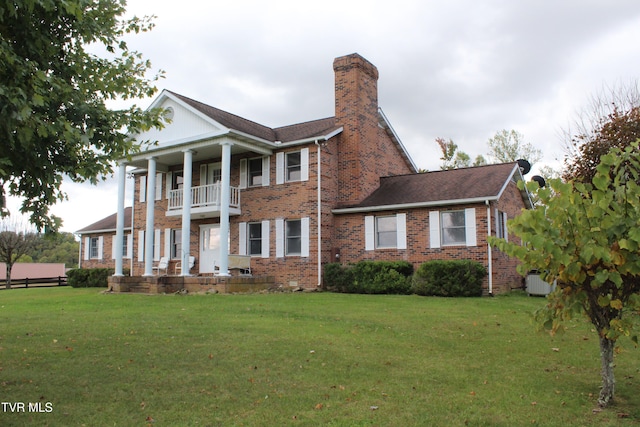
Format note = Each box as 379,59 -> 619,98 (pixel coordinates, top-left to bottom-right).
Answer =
323,261 -> 413,295
67,268 -> 128,288
411,260 -> 486,297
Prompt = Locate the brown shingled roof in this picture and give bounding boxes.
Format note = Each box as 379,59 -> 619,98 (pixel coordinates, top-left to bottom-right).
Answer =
347,163 -> 521,209
76,207 -> 132,234
168,91 -> 341,143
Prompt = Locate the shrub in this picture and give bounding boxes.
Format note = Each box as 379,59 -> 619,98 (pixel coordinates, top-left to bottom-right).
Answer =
323,261 -> 413,295
322,263 -> 354,293
411,260 -> 486,297
67,268 -> 127,288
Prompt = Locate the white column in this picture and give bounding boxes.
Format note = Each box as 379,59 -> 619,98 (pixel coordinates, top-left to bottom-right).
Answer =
143,157 -> 157,276
217,141 -> 233,276
181,150 -> 193,276
114,162 -> 127,276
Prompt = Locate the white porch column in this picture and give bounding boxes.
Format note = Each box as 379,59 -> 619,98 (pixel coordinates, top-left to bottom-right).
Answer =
217,141 -> 233,276
143,157 -> 157,276
180,150 -> 193,276
114,162 -> 127,276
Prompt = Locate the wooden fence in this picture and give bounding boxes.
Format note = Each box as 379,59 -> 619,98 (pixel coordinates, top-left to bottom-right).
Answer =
0,276 -> 68,289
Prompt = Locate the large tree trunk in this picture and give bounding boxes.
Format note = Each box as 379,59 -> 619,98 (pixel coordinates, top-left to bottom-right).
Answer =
598,335 -> 616,407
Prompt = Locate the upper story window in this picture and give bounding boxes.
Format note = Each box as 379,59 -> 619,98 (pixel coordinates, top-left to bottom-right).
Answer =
276,148 -> 309,184
286,152 -> 301,182
240,157 -> 270,189
249,158 -> 264,186
172,171 -> 184,190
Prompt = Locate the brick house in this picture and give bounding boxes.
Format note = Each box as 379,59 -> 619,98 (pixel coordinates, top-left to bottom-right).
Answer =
78,53 -> 532,294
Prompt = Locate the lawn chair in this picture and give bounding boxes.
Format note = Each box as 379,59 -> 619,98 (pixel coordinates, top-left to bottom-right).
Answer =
152,257 -> 169,276
175,256 -> 195,275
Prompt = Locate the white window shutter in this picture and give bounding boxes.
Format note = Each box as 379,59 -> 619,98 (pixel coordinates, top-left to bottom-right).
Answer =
365,216 -> 375,251
111,235 -> 116,260
84,237 -> 90,260
155,172 -> 162,201
503,212 -> 509,242
465,208 -> 477,247
239,159 -> 248,189
127,234 -> 133,259
275,218 -> 284,258
166,172 -> 173,199
396,213 -> 407,250
154,229 -> 161,261
262,156 -> 270,186
164,228 -> 171,258
138,230 -> 145,261
261,220 -> 270,258
140,176 -> 146,203
301,217 -> 310,257
98,236 -> 104,260
429,211 -> 441,249
276,152 -> 285,184
238,222 -> 247,256
301,147 -> 309,181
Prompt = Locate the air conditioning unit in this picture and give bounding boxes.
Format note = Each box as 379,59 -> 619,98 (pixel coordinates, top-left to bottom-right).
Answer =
526,271 -> 556,296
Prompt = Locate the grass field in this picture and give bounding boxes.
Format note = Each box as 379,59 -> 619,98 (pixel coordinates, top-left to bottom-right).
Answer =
0,288 -> 638,426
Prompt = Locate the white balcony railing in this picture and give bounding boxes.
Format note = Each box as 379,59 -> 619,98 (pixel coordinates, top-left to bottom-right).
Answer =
167,183 -> 240,212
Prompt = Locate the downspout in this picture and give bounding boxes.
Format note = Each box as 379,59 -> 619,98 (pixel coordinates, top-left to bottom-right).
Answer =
486,200 -> 493,295
315,139 -> 322,287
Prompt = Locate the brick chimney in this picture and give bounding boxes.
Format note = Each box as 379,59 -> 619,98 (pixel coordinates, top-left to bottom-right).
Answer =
333,53 -> 381,205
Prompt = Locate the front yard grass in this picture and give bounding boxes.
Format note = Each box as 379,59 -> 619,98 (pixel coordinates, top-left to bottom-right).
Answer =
0,288 -> 638,426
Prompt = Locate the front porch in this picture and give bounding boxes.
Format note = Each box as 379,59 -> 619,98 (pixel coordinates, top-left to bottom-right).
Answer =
108,275 -> 276,294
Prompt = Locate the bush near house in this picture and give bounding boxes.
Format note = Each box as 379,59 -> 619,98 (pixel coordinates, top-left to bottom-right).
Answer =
323,260 -> 413,294
67,268 -> 129,288
411,260 -> 486,297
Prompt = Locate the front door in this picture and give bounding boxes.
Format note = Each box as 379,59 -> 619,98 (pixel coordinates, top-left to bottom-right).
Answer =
200,224 -> 220,274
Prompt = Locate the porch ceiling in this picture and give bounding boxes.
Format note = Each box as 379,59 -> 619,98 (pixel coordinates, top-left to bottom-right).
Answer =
126,134 -> 274,170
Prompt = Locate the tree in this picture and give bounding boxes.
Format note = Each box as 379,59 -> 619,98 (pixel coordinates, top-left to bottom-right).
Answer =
0,218 -> 38,289
28,232 -> 79,268
562,82 -> 640,184
487,129 -> 542,164
490,142 -> 640,407
435,137 -> 485,170
0,0 -> 165,230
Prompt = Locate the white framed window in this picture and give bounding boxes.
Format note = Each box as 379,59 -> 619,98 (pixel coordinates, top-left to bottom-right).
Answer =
429,208 -> 477,248
171,229 -> 182,259
275,217 -> 309,257
495,209 -> 508,240
364,214 -> 407,251
240,156 -> 270,188
89,237 -> 100,259
248,223 -> 263,256
276,148 -> 309,184
441,210 -> 466,246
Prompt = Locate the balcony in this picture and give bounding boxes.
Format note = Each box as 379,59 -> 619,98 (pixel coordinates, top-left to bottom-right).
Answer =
167,183 -> 241,218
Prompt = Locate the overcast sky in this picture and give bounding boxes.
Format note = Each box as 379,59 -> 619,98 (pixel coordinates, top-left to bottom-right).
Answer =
9,0 -> 640,233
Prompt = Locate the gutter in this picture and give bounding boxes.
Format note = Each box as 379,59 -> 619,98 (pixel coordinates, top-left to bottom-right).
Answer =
332,196 -> 500,214
314,138 -> 326,287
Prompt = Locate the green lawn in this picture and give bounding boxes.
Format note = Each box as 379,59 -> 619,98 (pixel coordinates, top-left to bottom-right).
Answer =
0,288 -> 638,426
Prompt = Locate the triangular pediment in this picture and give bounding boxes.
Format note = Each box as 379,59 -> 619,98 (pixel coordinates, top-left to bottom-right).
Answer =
132,91 -> 227,148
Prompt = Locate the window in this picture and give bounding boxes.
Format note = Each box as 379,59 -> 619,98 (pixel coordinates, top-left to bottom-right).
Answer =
248,158 -> 263,187
89,237 -> 99,259
248,223 -> 262,256
286,219 -> 302,255
496,210 -> 507,239
376,216 -> 397,248
286,152 -> 301,182
172,171 -> 184,190
171,229 -> 182,259
441,211 -> 466,246
122,234 -> 129,258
